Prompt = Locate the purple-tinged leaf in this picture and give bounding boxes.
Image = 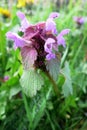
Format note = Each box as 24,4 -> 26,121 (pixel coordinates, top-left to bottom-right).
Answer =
24,26 -> 39,39
21,46 -> 37,70
46,57 -> 60,81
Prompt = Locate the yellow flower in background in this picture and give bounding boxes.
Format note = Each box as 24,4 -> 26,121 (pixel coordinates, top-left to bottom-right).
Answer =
17,0 -> 26,8
0,7 -> 11,18
26,0 -> 34,4
17,0 -> 34,8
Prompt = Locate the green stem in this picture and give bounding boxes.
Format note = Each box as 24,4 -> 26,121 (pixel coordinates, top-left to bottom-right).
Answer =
45,70 -> 59,96
61,46 -> 69,67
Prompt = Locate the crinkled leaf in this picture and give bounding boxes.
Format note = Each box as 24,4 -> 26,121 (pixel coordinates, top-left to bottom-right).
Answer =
20,69 -> 44,97
21,46 -> 37,70
62,62 -> 73,97
24,26 -> 39,39
46,57 -> 60,81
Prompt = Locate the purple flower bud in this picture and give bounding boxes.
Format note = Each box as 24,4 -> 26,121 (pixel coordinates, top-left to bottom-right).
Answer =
57,29 -> 70,47
46,18 -> 57,34
49,12 -> 60,19
46,53 -> 55,60
57,35 -> 66,47
17,11 -> 25,20
59,29 -> 70,36
74,16 -> 85,25
44,38 -> 58,60
44,38 -> 55,53
17,11 -> 29,32
4,76 -> 9,81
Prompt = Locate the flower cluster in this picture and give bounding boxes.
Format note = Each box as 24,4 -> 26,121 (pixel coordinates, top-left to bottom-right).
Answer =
73,16 -> 85,25
6,11 -> 70,71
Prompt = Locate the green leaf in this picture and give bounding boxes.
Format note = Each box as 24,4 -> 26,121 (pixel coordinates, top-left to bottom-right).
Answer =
73,72 -> 87,93
0,91 -> 8,120
46,57 -> 60,81
61,62 -> 73,97
20,69 -> 44,97
28,86 -> 52,129
9,84 -> 21,99
33,98 -> 46,130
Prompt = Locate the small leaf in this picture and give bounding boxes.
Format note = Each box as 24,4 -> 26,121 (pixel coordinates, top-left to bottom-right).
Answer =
61,62 -> 73,97
9,84 -> 21,99
46,57 -> 60,81
21,46 -> 37,70
20,69 -> 44,97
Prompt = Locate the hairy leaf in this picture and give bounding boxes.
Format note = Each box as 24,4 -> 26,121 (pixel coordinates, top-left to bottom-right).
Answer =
20,69 -> 44,97
61,62 -> 73,97
21,46 -> 37,70
46,57 -> 60,81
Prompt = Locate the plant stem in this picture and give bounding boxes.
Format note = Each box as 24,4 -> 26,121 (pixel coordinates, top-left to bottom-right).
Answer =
45,70 -> 59,96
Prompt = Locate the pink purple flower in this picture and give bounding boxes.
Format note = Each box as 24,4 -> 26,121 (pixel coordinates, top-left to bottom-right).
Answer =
74,16 -> 85,25
49,12 -> 60,19
17,11 -> 29,32
4,76 -> 9,81
57,29 -> 70,47
6,12 -> 70,71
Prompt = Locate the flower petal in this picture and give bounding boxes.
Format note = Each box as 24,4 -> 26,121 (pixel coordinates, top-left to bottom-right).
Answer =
6,32 -> 25,49
46,18 -> 57,34
49,12 -> 60,19
21,46 -> 37,70
44,38 -> 55,53
57,35 -> 66,47
17,11 -> 25,20
17,11 -> 29,32
60,29 -> 70,36
46,53 -> 55,60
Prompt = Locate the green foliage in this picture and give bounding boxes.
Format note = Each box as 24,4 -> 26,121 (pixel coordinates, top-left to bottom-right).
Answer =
46,57 -> 60,81
62,62 -> 73,97
20,69 -> 44,97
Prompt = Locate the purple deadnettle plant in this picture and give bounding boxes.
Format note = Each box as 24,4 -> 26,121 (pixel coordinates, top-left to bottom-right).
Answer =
6,11 -> 70,97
